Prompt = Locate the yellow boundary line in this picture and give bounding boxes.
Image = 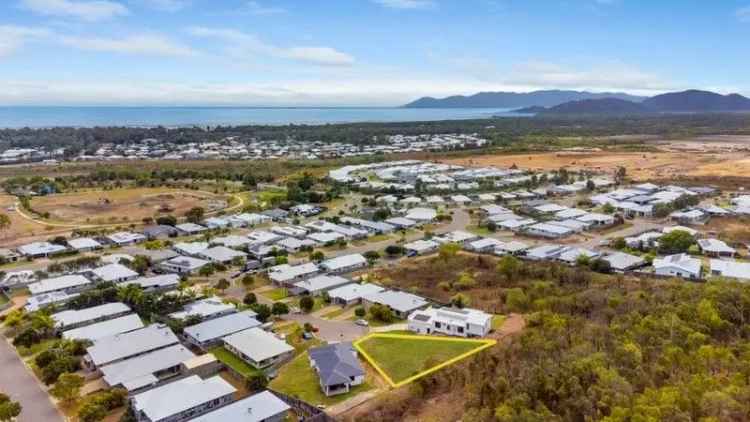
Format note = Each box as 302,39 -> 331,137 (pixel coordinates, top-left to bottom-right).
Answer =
353,333 -> 496,388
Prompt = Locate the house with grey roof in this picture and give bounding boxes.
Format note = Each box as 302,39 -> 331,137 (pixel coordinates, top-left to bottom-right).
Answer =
197,246 -> 246,263
654,254 -> 702,280
190,390 -> 290,422
175,223 -> 207,235
363,290 -> 429,319
67,237 -> 103,252
328,283 -> 385,307
84,324 -> 180,369
62,314 -> 145,342
28,274 -> 93,296
130,375 -> 236,422
698,238 -> 736,258
89,263 -> 139,283
222,328 -> 294,370
100,344 -> 196,394
308,342 -> 365,396
602,252 -> 647,272
142,225 -> 179,240
169,297 -> 236,321
160,256 -> 210,274
294,275 -> 352,296
122,274 -> 180,292
53,302 -> 131,331
183,310 -> 261,349
709,259 -> 750,281
320,253 -> 367,274
17,241 -> 67,258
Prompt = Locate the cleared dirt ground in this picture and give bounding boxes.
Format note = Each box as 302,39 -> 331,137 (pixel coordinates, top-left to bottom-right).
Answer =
30,188 -> 228,225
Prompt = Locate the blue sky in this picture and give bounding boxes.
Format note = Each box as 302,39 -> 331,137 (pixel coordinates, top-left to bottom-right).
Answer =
1,0 -> 749,105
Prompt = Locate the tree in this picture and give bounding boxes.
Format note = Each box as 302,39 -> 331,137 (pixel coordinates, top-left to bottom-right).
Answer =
385,245 -> 404,256
129,255 -> 151,275
215,278 -> 230,293
487,221 -> 497,232
364,250 -> 380,265
198,264 -> 215,277
451,293 -> 470,308
272,302 -> 289,316
245,373 -> 268,392
602,203 -> 616,214
455,272 -> 476,290
0,394 -> 21,422
659,230 -> 695,254
438,243 -> 461,261
299,296 -> 315,313
615,166 -> 627,184
496,255 -> 520,282
184,207 -> 205,224
505,288 -> 528,312
0,213 -> 10,239
50,373 -> 84,404
368,304 -> 394,323
240,274 -> 255,290
354,307 -> 366,318
243,292 -> 257,306
78,401 -> 107,422
155,215 -> 177,226
589,258 -> 613,274
249,303 -> 271,322
309,250 -> 325,262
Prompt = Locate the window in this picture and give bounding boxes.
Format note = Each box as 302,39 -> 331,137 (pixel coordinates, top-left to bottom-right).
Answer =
434,322 -> 441,328
457,327 -> 464,333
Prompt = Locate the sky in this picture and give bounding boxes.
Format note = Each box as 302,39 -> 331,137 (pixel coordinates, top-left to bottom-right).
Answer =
1,0 -> 750,106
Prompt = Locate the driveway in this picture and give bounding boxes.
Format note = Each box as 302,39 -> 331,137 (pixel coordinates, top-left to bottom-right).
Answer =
283,313 -> 368,343
0,339 -> 62,422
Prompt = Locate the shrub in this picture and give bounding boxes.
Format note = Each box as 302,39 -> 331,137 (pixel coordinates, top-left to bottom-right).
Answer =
299,296 -> 315,313
354,307 -> 366,318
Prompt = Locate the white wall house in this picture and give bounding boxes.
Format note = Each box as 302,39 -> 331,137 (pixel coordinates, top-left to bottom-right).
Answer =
408,307 -> 492,338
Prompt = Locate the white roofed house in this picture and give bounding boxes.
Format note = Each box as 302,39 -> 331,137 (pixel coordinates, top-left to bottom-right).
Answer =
63,314 -> 145,342
274,237 -> 317,254
533,203 -> 568,215
210,235 -> 252,249
183,310 -> 261,349
465,238 -> 504,253
557,247 -> 600,265
670,209 -> 709,225
499,218 -> 536,232
100,344 -> 197,394
697,239 -> 736,258
222,328 -> 294,370
495,240 -> 530,256
28,274 -> 93,296
175,222 -> 208,235
576,212 -> 616,227
270,225 -> 309,238
203,217 -> 229,229
106,231 -> 146,246
384,217 -> 417,229
268,262 -> 320,286
709,260 -> 750,281
89,263 -> 139,283
435,230 -> 479,245
84,324 -> 180,369
450,195 -> 472,206
160,256 -> 210,274
52,302 -> 131,331
173,241 -> 209,256
603,252 -> 647,272
408,307 -> 492,337
525,244 -> 566,261
130,375 -> 236,422
403,239 -> 439,256
327,283 -> 385,307
294,274 -> 352,296
362,290 -> 429,319
189,390 -> 290,422
320,253 -> 368,274
197,246 -> 246,264
247,230 -> 284,245
67,237 -> 103,252
525,222 -> 575,239
169,297 -> 236,321
122,274 -> 180,292
653,254 -> 702,280
17,241 -> 67,258
404,207 -> 437,222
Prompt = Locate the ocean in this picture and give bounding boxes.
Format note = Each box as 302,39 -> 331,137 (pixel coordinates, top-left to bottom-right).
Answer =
0,107 -> 526,129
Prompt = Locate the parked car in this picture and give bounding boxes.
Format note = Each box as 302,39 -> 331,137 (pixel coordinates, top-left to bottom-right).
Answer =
355,319 -> 369,327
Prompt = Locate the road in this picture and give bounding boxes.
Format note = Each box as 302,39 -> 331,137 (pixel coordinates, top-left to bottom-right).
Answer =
0,339 -> 63,422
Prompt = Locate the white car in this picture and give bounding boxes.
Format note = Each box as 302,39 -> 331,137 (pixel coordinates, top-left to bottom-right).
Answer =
355,319 -> 369,327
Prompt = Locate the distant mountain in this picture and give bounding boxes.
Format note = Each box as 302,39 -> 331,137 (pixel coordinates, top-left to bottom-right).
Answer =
642,90 -> 750,112
511,106 -> 548,114
539,98 -> 649,115
403,90 -> 646,108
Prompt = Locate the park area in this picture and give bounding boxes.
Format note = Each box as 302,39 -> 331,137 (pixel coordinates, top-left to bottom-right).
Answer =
354,333 -> 495,387
28,187 -> 228,225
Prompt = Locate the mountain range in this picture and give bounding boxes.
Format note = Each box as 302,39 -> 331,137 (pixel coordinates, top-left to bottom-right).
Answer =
404,89 -> 750,115
403,90 -> 646,108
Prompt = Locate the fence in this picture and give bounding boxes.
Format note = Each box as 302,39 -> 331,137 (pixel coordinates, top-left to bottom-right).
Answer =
268,389 -> 335,422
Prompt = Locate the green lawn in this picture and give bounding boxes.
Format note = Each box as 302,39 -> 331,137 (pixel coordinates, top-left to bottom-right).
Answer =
357,336 -> 486,384
275,323 -> 324,354
210,346 -> 263,377
269,352 -> 371,406
262,287 -> 289,301
18,338 -> 59,358
320,307 -> 347,320
290,296 -> 326,313
492,315 -> 506,330
0,292 -> 9,306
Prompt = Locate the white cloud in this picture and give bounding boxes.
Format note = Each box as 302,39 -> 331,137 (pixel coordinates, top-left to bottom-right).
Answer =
0,25 -> 51,58
737,6 -> 750,22
188,27 -> 355,66
19,0 -> 129,22
139,0 -> 188,12
60,34 -> 198,57
372,0 -> 435,10
242,1 -> 285,15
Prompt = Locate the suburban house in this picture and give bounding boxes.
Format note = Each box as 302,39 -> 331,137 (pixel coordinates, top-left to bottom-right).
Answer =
189,391 -> 290,422
495,240 -> 529,256
408,307 -> 492,337
183,311 -> 261,349
327,283 -> 386,307
84,324 -> 180,369
222,328 -> 294,370
123,274 -> 180,292
106,231 -> 147,246
320,254 -> 368,274
89,263 -> 139,283
697,238 -> 736,257
385,217 -> 418,229
363,290 -> 429,319
175,223 -> 208,235
275,237 -> 317,253
169,297 -> 236,321
28,274 -> 93,296
404,207 -> 437,222
210,235 -> 252,249
525,223 -> 574,239
268,262 -> 320,286
143,225 -> 179,240
653,254 -> 702,280
25,291 -> 80,312
465,238 -> 504,253
670,209 -> 709,225
557,247 -> 600,265
52,302 -> 131,331
294,275 -> 352,296
130,375 -> 236,422
709,259 -> 750,281
203,217 -> 229,229
270,225 -> 308,238
100,344 -> 197,394
67,237 -> 103,252
602,252 -> 647,272
17,241 -> 67,258
403,239 -> 439,256
173,242 -> 209,257
308,342 -> 365,396
434,230 -> 478,245
160,256 -> 210,274
197,246 -> 247,264
261,208 -> 290,221
62,314 -> 145,342
524,244 -> 567,261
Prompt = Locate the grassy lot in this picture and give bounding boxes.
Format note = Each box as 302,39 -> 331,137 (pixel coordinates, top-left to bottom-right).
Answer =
347,314 -> 401,328
262,287 -> 289,301
320,307 -> 347,320
17,338 -> 59,358
356,336 -> 486,384
289,296 -> 326,313
0,292 -> 8,306
210,346 -> 263,377
468,226 -> 495,236
275,322 -> 324,354
269,352 -> 372,406
492,315 -> 506,330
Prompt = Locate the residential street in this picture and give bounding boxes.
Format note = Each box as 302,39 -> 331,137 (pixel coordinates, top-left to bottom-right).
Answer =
0,338 -> 63,422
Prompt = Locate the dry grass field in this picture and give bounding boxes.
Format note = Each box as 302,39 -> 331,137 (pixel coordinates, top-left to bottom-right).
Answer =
0,195 -> 65,245
29,188 -> 228,225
